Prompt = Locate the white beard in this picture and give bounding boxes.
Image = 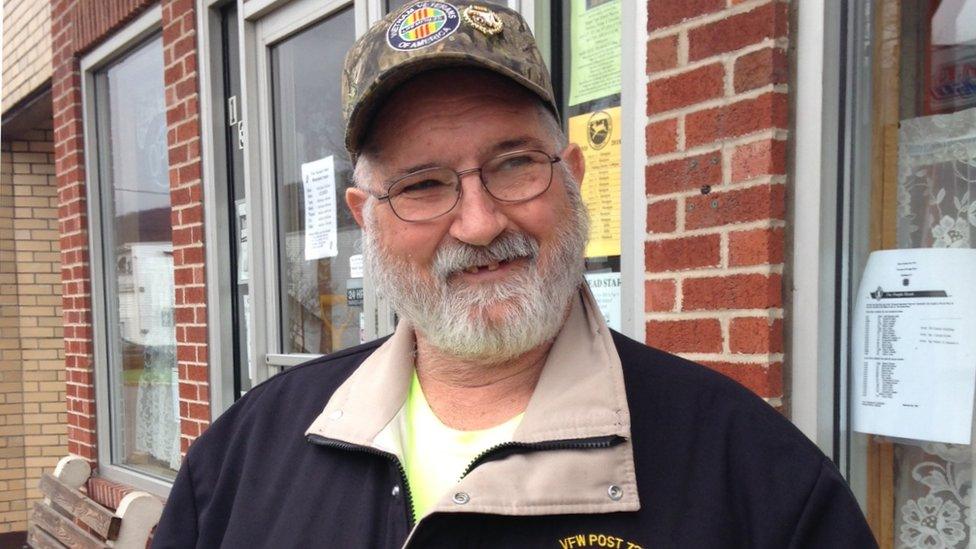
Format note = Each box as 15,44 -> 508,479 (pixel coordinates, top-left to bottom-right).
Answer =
363,185 -> 589,362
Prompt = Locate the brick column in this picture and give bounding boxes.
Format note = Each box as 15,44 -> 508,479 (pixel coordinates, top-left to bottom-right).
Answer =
161,0 -> 211,452
644,0 -> 789,407
52,0 -> 97,462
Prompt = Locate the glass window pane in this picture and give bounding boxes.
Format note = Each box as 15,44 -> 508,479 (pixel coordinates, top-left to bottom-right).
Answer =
386,0 -> 507,13
889,1 -> 975,542
560,0 -> 624,331
270,8 -> 363,355
95,35 -> 179,479
846,0 -> 976,541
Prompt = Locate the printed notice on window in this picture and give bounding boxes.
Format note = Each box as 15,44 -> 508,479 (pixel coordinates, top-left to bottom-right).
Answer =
585,272 -> 621,332
569,107 -> 621,257
568,0 -> 621,106
301,155 -> 338,260
236,199 -> 249,284
852,248 -> 976,444
349,254 -> 364,279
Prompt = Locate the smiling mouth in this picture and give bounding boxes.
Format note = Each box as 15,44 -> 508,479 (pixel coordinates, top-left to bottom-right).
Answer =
459,256 -> 528,275
464,259 -> 508,274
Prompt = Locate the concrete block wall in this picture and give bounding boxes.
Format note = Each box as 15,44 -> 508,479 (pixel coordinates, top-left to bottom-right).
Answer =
0,128 -> 67,533
2,0 -> 53,112
644,0 -> 790,408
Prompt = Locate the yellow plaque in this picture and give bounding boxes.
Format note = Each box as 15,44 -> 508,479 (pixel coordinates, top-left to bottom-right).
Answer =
569,106 -> 622,257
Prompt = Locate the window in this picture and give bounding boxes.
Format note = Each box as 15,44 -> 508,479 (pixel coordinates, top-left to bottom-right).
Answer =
269,7 -> 360,356
95,36 -> 180,480
554,0 -> 626,331
87,34 -> 179,488
386,0 -> 508,11
94,36 -> 179,479
83,7 -> 174,493
839,0 -> 976,542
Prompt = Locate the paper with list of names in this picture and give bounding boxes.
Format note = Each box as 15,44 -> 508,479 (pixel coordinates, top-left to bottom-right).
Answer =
585,272 -> 621,332
301,155 -> 338,261
852,248 -> 976,444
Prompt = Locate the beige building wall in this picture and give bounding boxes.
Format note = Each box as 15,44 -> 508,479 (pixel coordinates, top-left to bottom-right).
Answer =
2,0 -> 53,112
0,126 -> 66,533
0,133 -> 26,532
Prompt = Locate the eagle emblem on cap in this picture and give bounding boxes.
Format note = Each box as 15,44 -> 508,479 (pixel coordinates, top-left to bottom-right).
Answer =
462,5 -> 503,36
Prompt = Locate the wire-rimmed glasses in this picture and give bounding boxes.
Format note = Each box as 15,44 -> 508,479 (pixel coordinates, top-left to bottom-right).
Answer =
374,149 -> 561,222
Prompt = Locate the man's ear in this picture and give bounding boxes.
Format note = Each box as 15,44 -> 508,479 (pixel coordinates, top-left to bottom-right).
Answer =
345,187 -> 368,228
562,143 -> 585,190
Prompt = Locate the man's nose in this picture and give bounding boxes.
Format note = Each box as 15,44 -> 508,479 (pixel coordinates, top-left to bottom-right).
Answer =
448,172 -> 508,247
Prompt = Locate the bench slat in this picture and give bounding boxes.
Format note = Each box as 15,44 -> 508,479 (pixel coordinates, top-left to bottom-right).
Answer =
28,524 -> 68,549
31,501 -> 107,549
39,473 -> 121,540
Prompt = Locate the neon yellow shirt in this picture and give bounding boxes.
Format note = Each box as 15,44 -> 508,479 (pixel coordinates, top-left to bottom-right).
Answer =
403,371 -> 522,520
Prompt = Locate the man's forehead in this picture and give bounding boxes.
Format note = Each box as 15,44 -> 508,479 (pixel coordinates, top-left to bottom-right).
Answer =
379,136 -> 549,178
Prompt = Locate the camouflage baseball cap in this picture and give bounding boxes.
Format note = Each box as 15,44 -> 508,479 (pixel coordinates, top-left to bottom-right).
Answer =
342,1 -> 558,159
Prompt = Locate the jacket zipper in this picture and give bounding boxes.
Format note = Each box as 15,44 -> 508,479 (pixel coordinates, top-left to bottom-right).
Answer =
459,434 -> 625,479
308,433 -> 625,542
306,434 -> 416,527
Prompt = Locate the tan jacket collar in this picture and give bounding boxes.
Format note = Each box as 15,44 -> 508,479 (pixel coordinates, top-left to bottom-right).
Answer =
306,285 -> 639,516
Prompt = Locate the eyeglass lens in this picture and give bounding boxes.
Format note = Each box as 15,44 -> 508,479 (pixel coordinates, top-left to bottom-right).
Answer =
387,150 -> 554,221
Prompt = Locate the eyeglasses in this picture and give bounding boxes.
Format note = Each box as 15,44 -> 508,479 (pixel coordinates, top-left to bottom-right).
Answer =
374,149 -> 561,222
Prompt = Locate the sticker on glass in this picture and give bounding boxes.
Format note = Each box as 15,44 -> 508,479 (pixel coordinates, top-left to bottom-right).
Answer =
587,110 -> 613,150
387,1 -> 460,51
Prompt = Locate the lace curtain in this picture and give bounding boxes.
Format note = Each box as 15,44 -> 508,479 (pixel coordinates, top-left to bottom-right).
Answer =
894,107 -> 976,548
134,345 -> 181,470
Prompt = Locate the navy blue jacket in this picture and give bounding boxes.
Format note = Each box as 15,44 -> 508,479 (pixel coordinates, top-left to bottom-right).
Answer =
152,332 -> 877,548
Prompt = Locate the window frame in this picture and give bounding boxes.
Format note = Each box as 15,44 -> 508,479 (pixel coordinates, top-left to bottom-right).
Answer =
833,0 -> 877,503
619,0 -> 648,339
197,0 -> 241,417
242,0 -> 368,380
788,0 -> 876,509
789,0 -> 840,456
81,4 -> 173,497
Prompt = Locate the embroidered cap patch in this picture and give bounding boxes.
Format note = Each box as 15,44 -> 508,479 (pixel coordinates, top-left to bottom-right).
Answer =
387,1 -> 460,51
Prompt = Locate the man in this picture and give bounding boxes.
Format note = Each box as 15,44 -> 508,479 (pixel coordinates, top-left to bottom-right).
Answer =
154,2 -> 876,547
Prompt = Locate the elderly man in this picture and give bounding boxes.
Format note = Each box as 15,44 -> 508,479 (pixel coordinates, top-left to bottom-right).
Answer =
153,2 -> 875,547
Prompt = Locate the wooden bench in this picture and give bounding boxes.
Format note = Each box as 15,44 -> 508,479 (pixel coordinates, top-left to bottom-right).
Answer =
27,455 -> 164,549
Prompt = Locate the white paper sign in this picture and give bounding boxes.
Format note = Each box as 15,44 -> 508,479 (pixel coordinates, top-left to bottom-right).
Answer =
243,294 -> 254,385
852,248 -> 976,444
236,200 -> 249,284
585,272 -> 621,332
301,156 -> 338,260
349,254 -> 364,279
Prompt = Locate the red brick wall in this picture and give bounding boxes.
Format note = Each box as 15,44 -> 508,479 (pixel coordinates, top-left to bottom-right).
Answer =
161,0 -> 211,452
644,0 -> 789,407
86,476 -> 133,510
52,0 -> 210,480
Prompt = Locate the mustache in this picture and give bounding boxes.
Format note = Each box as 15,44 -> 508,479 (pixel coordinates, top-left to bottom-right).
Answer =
432,231 -> 539,280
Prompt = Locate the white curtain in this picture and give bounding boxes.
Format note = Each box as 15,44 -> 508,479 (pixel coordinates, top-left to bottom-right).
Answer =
134,345 -> 182,470
894,107 -> 976,548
